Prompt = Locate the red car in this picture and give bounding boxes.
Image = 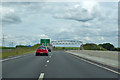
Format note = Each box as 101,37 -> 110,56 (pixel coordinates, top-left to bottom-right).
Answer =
36,46 -> 48,56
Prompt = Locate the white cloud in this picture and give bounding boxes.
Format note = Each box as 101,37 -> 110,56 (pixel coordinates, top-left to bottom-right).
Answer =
99,37 -> 104,40
0,6 -> 15,15
59,28 -> 67,32
9,8 -> 15,13
84,22 -> 91,27
54,7 -> 95,22
74,4 -> 80,8
1,2 -> 118,47
81,1 -> 98,12
84,37 -> 91,41
39,34 -> 48,39
59,28 -> 74,33
1,6 -> 21,25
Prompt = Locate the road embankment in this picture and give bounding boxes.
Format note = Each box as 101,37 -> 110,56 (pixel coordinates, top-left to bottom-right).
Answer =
66,50 -> 119,69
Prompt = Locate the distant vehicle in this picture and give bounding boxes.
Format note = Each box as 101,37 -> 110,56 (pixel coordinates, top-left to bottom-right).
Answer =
47,47 -> 51,52
36,46 -> 48,56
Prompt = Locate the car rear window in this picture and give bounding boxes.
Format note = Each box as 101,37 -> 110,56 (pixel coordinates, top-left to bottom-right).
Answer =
38,47 -> 46,49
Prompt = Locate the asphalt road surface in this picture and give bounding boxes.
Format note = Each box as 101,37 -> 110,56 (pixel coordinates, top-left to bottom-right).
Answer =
2,51 -> 119,80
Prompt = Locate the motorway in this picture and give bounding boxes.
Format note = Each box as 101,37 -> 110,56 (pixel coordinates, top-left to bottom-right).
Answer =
2,51 -> 119,80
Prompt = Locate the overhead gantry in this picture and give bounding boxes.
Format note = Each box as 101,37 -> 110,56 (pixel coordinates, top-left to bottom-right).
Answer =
51,40 -> 84,50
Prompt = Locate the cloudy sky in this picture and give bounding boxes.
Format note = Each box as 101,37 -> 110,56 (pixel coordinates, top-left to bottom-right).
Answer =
1,2 -> 118,47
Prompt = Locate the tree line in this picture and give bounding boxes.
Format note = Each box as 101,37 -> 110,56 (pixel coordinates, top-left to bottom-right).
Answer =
98,43 -> 120,51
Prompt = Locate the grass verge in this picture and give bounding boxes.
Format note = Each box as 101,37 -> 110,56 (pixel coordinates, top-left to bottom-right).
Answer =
1,44 -> 40,59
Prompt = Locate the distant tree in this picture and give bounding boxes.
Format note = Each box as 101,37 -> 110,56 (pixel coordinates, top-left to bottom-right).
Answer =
99,43 -> 115,51
16,45 -> 28,48
115,47 -> 120,51
117,48 -> 120,51
82,43 -> 106,50
62,47 -> 65,49
98,44 -> 102,47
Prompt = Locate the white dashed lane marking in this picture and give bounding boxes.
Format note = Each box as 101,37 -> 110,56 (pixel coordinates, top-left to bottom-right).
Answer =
38,73 -> 44,80
49,56 -> 51,58
45,65 -> 47,67
47,60 -> 49,63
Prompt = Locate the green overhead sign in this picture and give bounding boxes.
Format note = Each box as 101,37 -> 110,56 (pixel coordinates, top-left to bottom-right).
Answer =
40,39 -> 50,46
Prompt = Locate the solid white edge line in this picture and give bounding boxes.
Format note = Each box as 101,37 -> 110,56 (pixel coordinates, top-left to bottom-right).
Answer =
80,58 -> 120,75
1,56 -> 21,62
38,73 -> 44,80
72,54 -> 120,75
1,53 -> 33,62
1,55 -> 25,62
